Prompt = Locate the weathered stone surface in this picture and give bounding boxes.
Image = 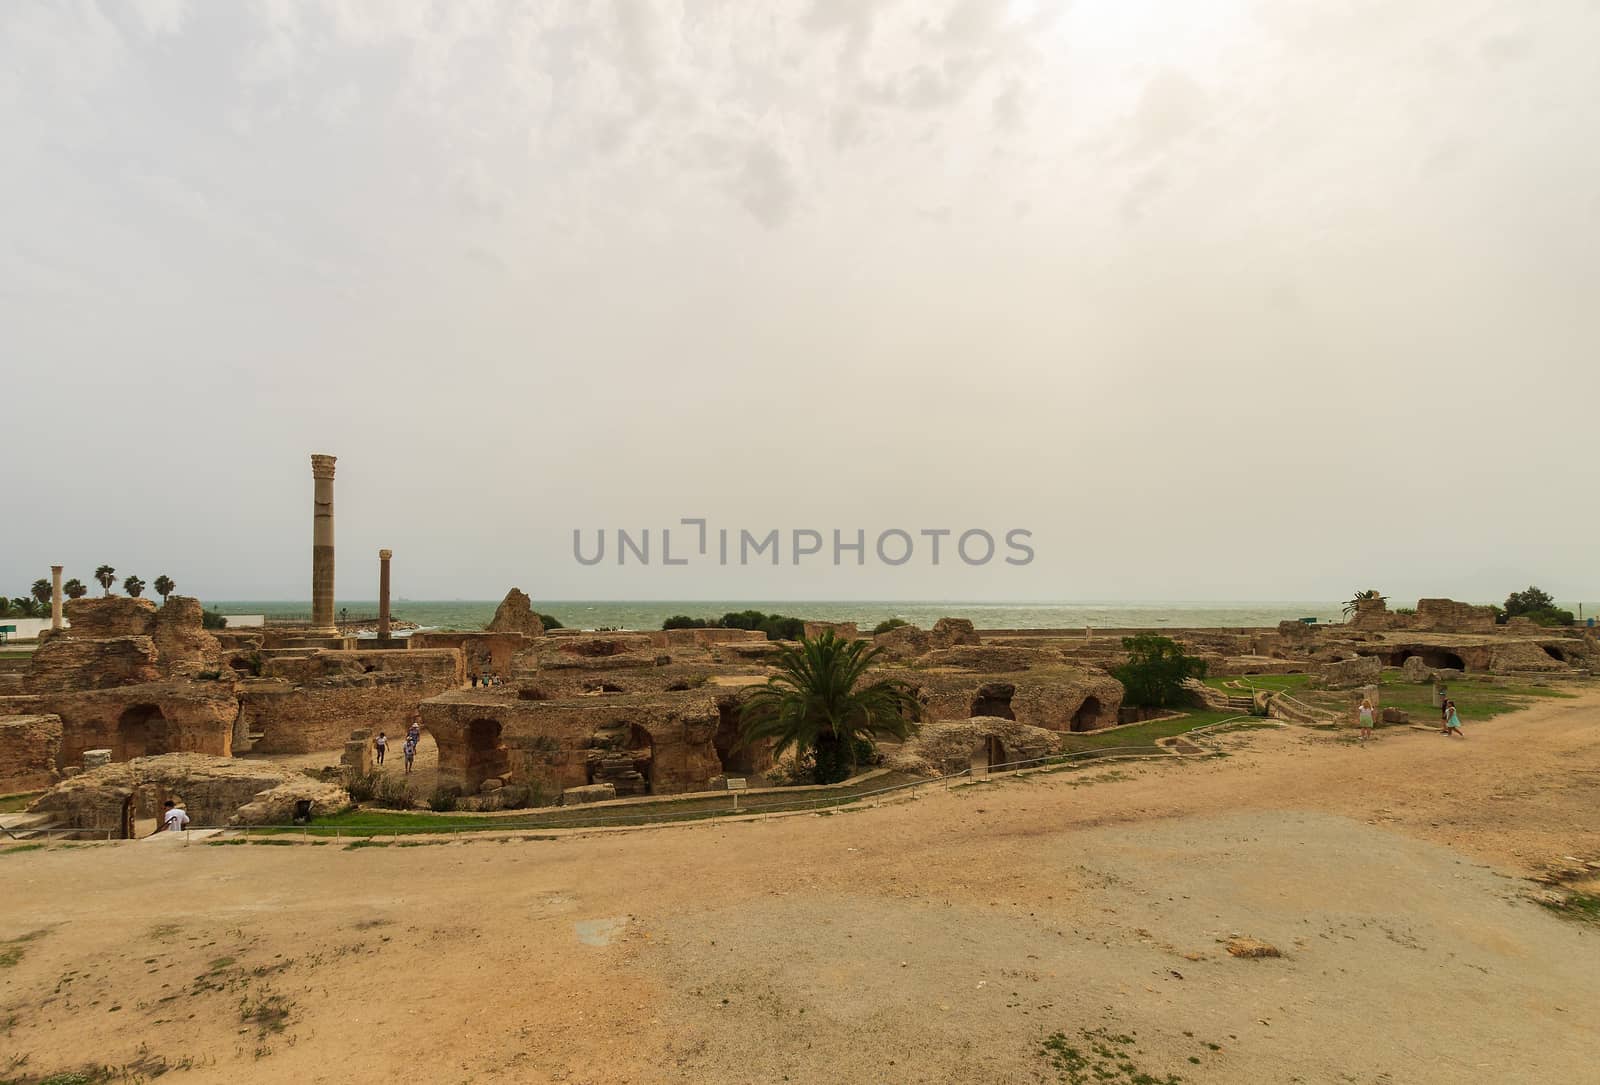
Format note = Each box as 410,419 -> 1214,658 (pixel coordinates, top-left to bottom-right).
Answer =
907,666 -> 1124,733
24,679 -> 239,766
422,688 -> 729,797
1412,599 -> 1499,633
240,649 -> 462,753
1320,655 -> 1383,689
28,752 -> 349,832
886,716 -> 1062,776
411,632 -> 527,679
82,749 -> 112,770
25,636 -> 162,693
1401,656 -> 1434,683
486,588 -> 545,636
1348,596 -> 1394,631
1225,937 -> 1281,959
1381,707 -> 1410,724
0,714 -> 62,793
872,624 -> 935,659
62,596 -> 158,639
561,783 -> 616,805
1488,641 -> 1571,674
153,595 -> 222,675
931,618 -> 981,647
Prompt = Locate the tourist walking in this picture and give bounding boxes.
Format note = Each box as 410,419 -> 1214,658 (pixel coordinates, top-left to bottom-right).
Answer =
470,673 -> 479,688
1441,702 -> 1466,738
159,799 -> 190,834
1357,698 -> 1375,742
402,737 -> 417,773
374,731 -> 388,766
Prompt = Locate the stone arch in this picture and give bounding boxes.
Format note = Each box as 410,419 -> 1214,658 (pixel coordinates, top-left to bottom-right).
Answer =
589,720 -> 654,797
1541,645 -> 1566,662
117,703 -> 169,760
1070,695 -> 1103,733
464,718 -> 509,788
1394,648 -> 1466,671
970,683 -> 1015,720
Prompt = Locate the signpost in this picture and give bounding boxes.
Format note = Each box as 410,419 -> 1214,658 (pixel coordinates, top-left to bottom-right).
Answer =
727,777 -> 747,812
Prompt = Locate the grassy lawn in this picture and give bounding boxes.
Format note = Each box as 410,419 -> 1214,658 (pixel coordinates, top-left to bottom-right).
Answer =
1204,669 -> 1580,726
0,791 -> 42,813
258,771 -> 932,836
1058,709 -> 1253,753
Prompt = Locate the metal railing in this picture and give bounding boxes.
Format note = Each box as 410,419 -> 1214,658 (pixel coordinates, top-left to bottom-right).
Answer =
0,715 -> 1279,847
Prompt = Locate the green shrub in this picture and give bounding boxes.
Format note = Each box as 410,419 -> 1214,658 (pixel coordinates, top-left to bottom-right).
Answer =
663,615 -> 711,630
372,774 -> 414,809
873,618 -> 909,635
201,608 -> 228,630
536,613 -> 563,630
428,786 -> 462,812
1111,634 -> 1208,708
344,770 -> 381,802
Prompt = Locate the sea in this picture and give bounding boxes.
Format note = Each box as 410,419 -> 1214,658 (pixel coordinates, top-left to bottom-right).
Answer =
209,600 -> 1360,632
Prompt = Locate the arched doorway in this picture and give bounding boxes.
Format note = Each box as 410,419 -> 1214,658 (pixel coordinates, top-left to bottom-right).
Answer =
117,704 -> 168,760
970,683 -> 1015,719
589,722 -> 653,796
464,718 -> 509,788
1070,696 -> 1102,732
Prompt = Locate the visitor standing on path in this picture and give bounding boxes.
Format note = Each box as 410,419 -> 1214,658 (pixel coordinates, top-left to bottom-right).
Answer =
374,731 -> 388,766
403,737 -> 416,773
1357,698 -> 1375,742
1442,703 -> 1466,738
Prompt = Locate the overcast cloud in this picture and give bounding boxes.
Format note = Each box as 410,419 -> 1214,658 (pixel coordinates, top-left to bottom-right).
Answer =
2,0 -> 1597,604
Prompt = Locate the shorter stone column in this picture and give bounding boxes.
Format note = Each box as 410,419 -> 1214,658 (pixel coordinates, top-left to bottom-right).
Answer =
50,565 -> 63,631
378,549 -> 393,640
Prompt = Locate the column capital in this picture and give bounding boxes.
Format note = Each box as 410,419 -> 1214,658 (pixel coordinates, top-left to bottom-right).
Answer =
379,549 -> 393,560
311,453 -> 338,480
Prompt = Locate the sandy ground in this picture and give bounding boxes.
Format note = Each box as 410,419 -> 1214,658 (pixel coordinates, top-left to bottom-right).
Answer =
3,692 -> 1599,1084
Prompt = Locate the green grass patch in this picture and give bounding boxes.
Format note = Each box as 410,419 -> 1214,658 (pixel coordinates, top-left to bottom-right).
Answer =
0,790 -> 42,813
1,842 -> 46,855
1057,709 -> 1249,754
1203,674 -> 1311,693
1540,892 -> 1600,925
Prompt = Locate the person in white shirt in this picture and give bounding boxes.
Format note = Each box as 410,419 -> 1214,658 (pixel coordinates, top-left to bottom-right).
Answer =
161,800 -> 190,833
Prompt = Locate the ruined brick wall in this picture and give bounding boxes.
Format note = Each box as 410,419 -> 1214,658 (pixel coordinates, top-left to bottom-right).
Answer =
1413,599 -> 1499,633
25,637 -> 162,693
409,632 -> 527,677
0,714 -> 62,793
25,681 -> 239,766
422,690 -> 723,796
239,648 -> 463,753
61,596 -> 158,639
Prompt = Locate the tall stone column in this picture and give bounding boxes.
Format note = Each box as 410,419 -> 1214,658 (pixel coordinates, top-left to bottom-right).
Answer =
377,549 -> 393,640
50,565 -> 63,631
311,454 -> 338,633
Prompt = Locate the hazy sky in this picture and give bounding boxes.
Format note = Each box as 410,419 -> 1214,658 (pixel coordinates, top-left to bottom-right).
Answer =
3,0 -> 1597,604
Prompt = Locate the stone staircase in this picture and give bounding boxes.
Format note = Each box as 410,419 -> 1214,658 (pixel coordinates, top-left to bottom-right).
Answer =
1,812 -> 64,841
587,722 -> 650,797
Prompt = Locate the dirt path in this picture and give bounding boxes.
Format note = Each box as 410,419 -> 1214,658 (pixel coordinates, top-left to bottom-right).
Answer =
3,691 -> 1598,1084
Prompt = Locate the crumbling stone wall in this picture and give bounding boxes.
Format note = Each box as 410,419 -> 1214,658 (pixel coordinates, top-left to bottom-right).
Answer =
422,689 -> 724,796
240,649 -> 462,753
410,631 -> 529,678
28,753 -> 348,832
908,666 -> 1124,733
0,714 -> 62,793
486,588 -> 546,636
61,596 -> 158,638
1412,599 -> 1500,633
22,680 -> 239,766
25,637 -> 162,693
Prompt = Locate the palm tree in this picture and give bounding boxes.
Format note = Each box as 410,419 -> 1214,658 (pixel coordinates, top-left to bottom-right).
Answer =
31,579 -> 52,606
63,578 -> 87,600
1342,589 -> 1384,618
739,630 -> 921,785
123,575 -> 146,598
94,565 -> 116,596
154,575 -> 175,603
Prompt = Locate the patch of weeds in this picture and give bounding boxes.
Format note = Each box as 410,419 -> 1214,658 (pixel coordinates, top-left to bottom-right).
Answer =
146,923 -> 180,942
239,990 -> 294,1036
206,839 -> 249,846
344,839 -> 390,850
1,929 -> 49,968
208,956 -> 236,971
1040,1027 -> 1188,1085
1,843 -> 47,855
1539,892 -> 1600,925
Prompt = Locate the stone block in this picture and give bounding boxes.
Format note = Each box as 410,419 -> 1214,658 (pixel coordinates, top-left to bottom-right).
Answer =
83,748 -> 113,769
561,783 -> 616,806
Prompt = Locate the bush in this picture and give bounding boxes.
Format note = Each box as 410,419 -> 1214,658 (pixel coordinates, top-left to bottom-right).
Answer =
663,615 -> 711,630
873,618 -> 909,635
1528,608 -> 1576,627
372,774 -> 413,809
536,613 -> 563,630
428,785 -> 462,812
344,770 -> 381,802
201,608 -> 228,630
1504,586 -> 1556,618
663,610 -> 806,640
1111,634 -> 1208,708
